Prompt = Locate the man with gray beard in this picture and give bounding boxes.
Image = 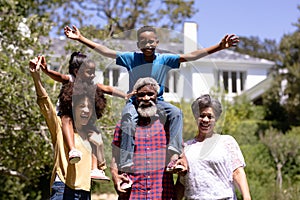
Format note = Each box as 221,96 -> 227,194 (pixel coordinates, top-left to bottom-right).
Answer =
110,77 -> 181,200
135,79 -> 158,118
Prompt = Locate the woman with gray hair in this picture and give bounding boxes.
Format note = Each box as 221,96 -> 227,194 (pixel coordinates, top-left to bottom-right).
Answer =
176,94 -> 251,200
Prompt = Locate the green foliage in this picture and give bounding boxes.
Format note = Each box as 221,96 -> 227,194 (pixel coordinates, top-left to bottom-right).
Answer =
52,0 -> 197,37
262,7 -> 300,132
281,127 -> 300,185
221,97 -> 266,143
240,144 -> 275,200
0,0 -> 59,198
259,127 -> 300,199
0,70 -> 54,199
262,75 -> 291,131
235,36 -> 280,62
241,34 -> 300,200
181,100 -> 197,140
277,30 -> 300,127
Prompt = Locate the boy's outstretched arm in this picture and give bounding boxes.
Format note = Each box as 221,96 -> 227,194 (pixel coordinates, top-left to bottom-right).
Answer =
64,25 -> 117,59
179,34 -> 239,63
96,83 -> 127,99
37,56 -> 70,83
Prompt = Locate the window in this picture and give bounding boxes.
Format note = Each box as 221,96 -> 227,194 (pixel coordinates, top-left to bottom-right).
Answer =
103,68 -> 120,86
218,70 -> 246,94
165,70 -> 179,93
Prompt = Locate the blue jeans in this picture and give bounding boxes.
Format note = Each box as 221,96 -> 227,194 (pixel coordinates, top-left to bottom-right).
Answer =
119,100 -> 183,168
50,181 -> 91,200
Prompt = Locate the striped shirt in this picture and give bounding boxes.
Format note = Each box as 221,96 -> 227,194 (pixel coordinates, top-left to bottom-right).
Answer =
112,118 -> 175,200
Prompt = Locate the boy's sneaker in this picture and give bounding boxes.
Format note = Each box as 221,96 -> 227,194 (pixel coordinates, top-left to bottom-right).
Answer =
166,159 -> 184,173
69,149 -> 82,164
91,169 -> 110,182
120,173 -> 133,190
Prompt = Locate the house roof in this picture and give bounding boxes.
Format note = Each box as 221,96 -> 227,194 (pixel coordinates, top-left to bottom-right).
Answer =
204,49 -> 274,64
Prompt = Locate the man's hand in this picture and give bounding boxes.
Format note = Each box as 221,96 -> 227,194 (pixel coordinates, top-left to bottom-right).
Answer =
112,173 -> 131,194
219,34 -> 239,49
64,25 -> 81,40
175,153 -> 188,176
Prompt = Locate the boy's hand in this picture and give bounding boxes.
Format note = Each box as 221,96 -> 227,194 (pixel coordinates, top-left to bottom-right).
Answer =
219,34 -> 239,49
64,25 -> 81,40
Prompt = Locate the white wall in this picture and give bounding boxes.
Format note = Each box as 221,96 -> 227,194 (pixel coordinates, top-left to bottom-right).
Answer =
246,68 -> 269,89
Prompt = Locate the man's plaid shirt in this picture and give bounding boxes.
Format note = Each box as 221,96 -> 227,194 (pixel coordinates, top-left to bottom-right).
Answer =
112,118 -> 175,200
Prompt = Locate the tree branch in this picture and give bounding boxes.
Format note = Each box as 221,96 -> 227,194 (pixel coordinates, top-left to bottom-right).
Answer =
0,166 -> 29,180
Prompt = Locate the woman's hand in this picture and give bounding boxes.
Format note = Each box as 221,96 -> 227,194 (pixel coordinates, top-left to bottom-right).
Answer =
29,56 -> 42,75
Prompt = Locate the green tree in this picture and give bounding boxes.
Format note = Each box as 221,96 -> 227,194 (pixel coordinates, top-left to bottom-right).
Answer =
239,143 -> 275,200
0,0 -> 64,199
263,6 -> 300,131
52,0 -> 197,37
277,29 -> 300,127
260,127 -> 300,198
234,36 -> 280,62
221,97 -> 267,144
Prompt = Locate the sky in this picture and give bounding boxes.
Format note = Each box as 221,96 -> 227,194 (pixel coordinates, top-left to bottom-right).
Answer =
56,0 -> 299,47
189,0 -> 299,47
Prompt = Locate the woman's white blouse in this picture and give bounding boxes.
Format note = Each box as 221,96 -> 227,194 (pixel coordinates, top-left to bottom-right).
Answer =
181,134 -> 245,200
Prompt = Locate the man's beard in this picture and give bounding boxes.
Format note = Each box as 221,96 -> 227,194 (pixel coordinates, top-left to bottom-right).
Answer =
137,100 -> 157,117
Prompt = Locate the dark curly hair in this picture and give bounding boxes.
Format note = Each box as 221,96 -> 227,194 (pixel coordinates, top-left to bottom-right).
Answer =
58,80 -> 107,124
